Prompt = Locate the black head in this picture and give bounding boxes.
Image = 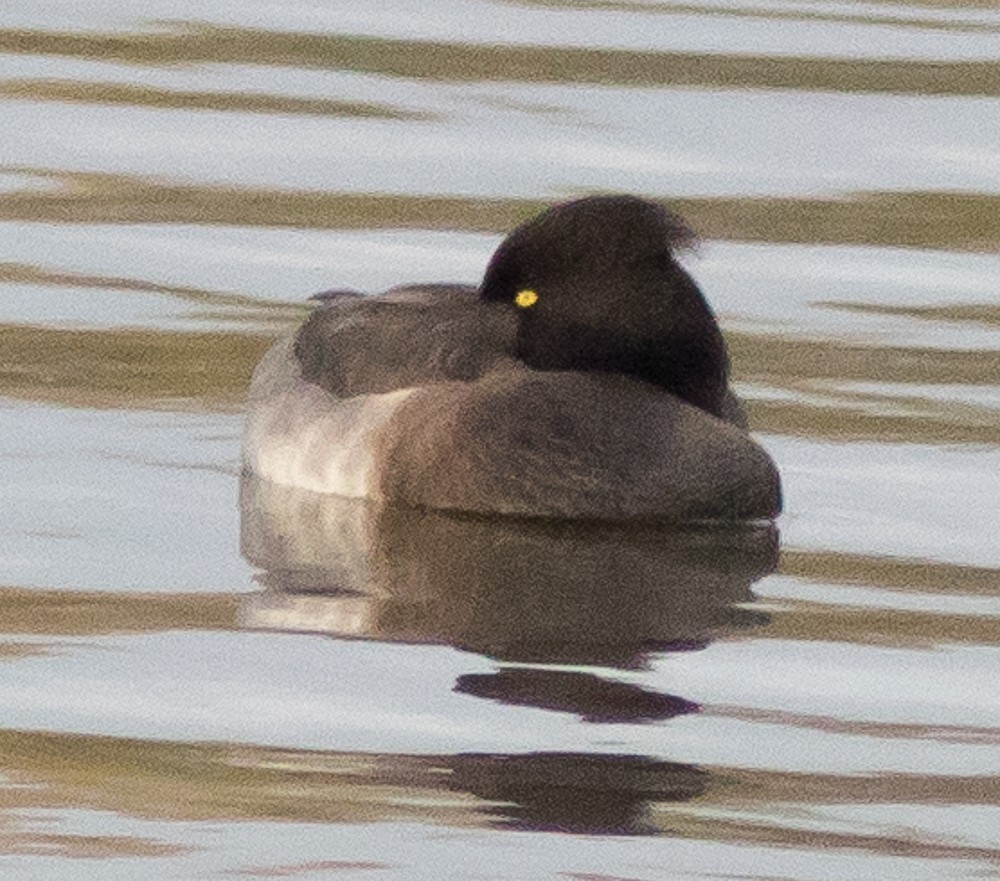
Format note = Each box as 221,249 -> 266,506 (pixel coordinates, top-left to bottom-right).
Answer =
479,195 -> 729,418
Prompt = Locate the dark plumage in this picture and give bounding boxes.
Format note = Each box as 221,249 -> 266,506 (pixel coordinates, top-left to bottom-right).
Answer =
243,195 -> 781,520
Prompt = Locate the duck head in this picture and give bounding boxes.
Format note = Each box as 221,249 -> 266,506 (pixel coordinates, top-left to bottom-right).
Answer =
480,195 -> 729,418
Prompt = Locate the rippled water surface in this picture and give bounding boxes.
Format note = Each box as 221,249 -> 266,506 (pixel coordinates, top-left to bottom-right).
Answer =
2,2 -> 999,879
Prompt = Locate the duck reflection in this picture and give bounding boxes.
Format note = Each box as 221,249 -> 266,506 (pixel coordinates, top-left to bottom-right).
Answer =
239,475 -> 778,834
455,668 -> 699,724
240,475 -> 776,667
447,752 -> 709,835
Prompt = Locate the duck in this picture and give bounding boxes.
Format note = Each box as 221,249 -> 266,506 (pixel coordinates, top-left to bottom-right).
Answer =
242,194 -> 781,521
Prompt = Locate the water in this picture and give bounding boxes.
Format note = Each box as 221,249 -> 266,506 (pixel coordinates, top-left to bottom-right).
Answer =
1,1 -> 999,878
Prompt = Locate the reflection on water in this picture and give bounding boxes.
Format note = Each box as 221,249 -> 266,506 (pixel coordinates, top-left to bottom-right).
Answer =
237,477 -> 773,835
454,668 -> 700,722
448,752 -> 708,835
239,476 -> 777,666
3,0 -> 1000,877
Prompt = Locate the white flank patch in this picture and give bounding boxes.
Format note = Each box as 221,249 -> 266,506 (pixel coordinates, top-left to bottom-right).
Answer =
242,344 -> 416,497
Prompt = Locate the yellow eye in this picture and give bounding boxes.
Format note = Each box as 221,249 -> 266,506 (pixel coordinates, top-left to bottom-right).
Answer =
514,289 -> 539,309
